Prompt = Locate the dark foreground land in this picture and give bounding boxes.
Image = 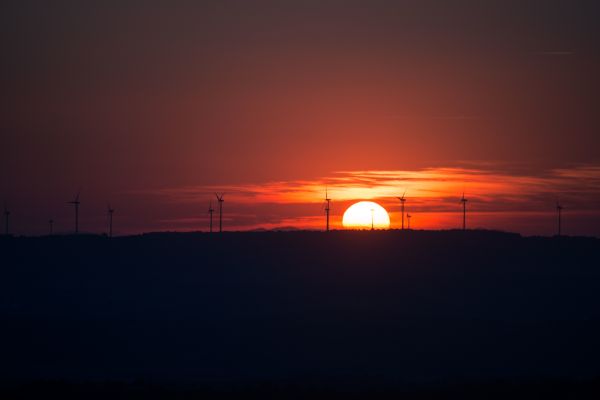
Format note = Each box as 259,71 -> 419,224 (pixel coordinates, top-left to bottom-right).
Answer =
1,230 -> 600,398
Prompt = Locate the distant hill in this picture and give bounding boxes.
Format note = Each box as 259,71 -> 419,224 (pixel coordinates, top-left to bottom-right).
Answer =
1,230 -> 599,396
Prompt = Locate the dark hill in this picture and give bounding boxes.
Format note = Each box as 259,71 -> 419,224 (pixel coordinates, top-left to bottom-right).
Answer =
1,230 -> 600,396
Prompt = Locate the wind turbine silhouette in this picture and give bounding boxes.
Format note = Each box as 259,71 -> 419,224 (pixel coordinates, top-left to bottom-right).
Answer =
68,190 -> 81,234
556,201 -> 563,236
397,191 -> 406,230
407,213 -> 412,230
208,200 -> 214,233
460,192 -> 468,230
370,207 -> 375,230
49,219 -> 54,235
107,204 -> 115,238
324,187 -> 331,232
215,193 -> 224,232
3,203 -> 9,236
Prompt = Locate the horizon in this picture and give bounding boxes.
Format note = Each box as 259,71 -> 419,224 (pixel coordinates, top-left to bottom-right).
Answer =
5,228 -> 596,240
3,164 -> 600,237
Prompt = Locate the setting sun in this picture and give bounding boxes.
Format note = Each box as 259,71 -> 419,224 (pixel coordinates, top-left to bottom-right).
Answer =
342,201 -> 391,230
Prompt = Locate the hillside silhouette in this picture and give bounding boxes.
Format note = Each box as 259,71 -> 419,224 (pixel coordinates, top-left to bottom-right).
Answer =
1,230 -> 600,397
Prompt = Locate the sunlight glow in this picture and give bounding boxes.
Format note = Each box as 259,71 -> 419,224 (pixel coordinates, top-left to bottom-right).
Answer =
342,201 -> 390,229
153,166 -> 600,234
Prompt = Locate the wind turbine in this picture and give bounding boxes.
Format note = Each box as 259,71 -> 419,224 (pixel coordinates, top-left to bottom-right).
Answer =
324,187 -> 331,232
556,201 -> 563,236
3,203 -> 9,236
407,213 -> 412,230
397,191 -> 406,230
68,191 -> 81,234
370,207 -> 375,231
215,193 -> 224,233
208,200 -> 214,233
49,219 -> 54,235
107,204 -> 115,238
460,192 -> 468,230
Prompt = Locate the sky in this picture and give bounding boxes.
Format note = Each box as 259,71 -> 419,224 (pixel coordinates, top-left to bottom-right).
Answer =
1,1 -> 600,236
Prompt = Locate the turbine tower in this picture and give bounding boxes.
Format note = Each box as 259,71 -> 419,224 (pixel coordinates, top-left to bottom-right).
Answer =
370,208 -> 375,231
49,219 -> 54,235
407,213 -> 412,230
324,187 -> 331,232
107,204 -> 115,238
68,191 -> 81,234
208,200 -> 214,233
397,191 -> 406,230
460,192 -> 468,230
215,193 -> 224,233
3,203 -> 9,236
556,201 -> 563,236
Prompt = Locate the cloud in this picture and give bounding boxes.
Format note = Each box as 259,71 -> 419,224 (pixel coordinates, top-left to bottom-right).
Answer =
145,165 -> 600,234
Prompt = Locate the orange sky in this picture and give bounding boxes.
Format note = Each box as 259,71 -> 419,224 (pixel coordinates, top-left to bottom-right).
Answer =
1,2 -> 600,236
143,165 -> 600,236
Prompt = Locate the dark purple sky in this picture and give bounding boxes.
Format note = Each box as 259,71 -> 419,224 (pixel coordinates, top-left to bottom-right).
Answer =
1,1 -> 600,235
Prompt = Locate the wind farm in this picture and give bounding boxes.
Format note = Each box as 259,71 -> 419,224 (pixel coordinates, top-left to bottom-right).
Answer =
0,186 -> 581,236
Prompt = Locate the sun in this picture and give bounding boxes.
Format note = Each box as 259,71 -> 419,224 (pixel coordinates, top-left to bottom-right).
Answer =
342,201 -> 390,230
